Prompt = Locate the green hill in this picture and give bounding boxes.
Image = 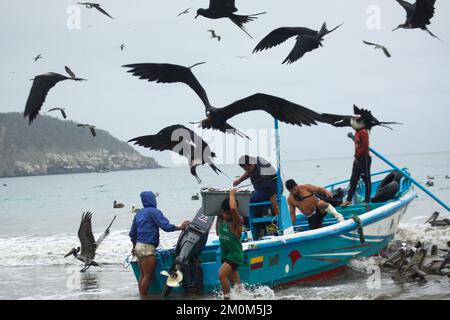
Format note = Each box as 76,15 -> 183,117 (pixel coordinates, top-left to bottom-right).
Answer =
0,112 -> 160,177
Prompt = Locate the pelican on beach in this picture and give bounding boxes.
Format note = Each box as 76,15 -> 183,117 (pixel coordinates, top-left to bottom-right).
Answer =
64,212 -> 116,272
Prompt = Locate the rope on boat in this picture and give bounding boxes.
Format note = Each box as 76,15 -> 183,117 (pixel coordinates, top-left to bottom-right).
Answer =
352,215 -> 365,243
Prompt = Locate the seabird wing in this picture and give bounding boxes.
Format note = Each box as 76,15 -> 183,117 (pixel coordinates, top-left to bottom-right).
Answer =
95,215 -> 116,248
396,0 -> 416,20
60,109 -> 67,119
382,46 -> 391,57
253,27 -> 315,53
89,126 -> 96,137
411,0 -> 435,25
123,63 -> 211,108
24,73 -> 67,125
65,66 -> 76,79
282,35 -> 317,64
93,4 -> 114,19
78,212 -> 97,260
210,0 -> 237,12
215,93 -> 329,128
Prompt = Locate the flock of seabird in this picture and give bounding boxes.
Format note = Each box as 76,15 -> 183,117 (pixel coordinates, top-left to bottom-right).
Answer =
19,1 -> 446,270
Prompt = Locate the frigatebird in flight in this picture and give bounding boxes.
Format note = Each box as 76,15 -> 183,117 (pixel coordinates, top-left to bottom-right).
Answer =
78,2 -> 114,19
322,105 -> 402,131
24,68 -> 86,124
64,212 -> 116,272
208,30 -> 221,42
123,63 -> 349,138
128,124 -> 224,183
34,54 -> 43,62
177,7 -> 191,17
195,0 -> 266,38
362,41 -> 391,58
393,0 -> 443,41
46,107 -> 67,119
253,22 -> 343,64
78,124 -> 96,137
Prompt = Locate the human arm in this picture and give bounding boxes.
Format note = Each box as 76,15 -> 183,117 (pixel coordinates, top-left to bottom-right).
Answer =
152,210 -> 188,232
288,197 -> 296,225
129,217 -> 137,255
229,188 -> 244,236
304,184 -> 334,199
232,170 -> 251,187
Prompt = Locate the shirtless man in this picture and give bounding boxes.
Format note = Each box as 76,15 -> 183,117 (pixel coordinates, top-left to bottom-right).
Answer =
285,179 -> 345,230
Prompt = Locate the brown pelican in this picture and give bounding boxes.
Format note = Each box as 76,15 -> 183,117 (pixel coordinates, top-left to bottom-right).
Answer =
425,212 -> 450,226
64,212 -> 116,272
46,107 -> 67,119
113,200 -> 125,209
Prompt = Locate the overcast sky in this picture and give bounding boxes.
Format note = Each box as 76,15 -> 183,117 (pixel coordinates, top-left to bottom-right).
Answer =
1,0 -> 449,167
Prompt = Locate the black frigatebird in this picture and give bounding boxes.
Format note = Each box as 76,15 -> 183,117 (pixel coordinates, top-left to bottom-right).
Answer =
77,124 -> 96,137
34,54 -> 43,62
195,0 -> 266,38
128,124 -> 224,183
78,2 -> 114,19
208,30 -> 221,42
322,105 -> 402,131
253,23 -> 343,64
24,68 -> 86,125
47,107 -> 67,119
362,41 -> 391,58
177,7 -> 191,17
123,63 -> 349,138
393,0 -> 443,41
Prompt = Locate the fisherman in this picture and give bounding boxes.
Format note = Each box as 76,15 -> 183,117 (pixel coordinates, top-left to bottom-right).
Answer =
233,155 -> 281,215
342,116 -> 372,206
216,188 -> 244,300
285,179 -> 345,229
129,191 -> 189,298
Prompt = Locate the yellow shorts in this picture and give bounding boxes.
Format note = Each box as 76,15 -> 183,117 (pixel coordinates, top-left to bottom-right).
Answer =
135,243 -> 156,259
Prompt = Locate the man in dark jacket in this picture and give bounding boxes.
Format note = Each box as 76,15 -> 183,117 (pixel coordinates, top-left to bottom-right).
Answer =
129,191 -> 189,297
233,155 -> 281,215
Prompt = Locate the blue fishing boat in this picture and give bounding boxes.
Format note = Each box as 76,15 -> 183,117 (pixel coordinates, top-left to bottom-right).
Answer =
127,119 -> 450,297
129,167 -> 416,296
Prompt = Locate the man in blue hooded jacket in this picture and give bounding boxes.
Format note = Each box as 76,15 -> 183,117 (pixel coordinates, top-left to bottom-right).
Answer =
129,191 -> 189,297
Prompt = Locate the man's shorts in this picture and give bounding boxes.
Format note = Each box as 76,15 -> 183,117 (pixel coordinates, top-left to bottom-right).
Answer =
135,243 -> 156,259
307,209 -> 327,230
222,259 -> 240,272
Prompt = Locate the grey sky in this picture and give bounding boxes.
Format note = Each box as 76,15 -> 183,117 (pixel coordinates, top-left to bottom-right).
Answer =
1,0 -> 449,167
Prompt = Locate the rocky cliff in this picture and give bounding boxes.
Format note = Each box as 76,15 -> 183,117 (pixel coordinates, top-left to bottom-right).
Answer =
0,113 -> 161,177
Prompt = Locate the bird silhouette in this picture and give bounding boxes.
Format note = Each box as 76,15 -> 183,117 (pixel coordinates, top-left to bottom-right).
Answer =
113,200 -> 125,208
64,212 -> 116,272
78,2 -> 114,19
120,43 -> 125,51
177,7 -> 191,17
77,124 -> 96,137
123,63 -> 347,138
24,70 -> 86,125
253,23 -> 343,64
208,29 -> 221,41
128,124 -> 224,183
34,54 -> 42,62
195,0 -> 266,38
322,105 -> 402,131
362,41 -> 391,58
46,107 -> 67,119
393,0 -> 443,41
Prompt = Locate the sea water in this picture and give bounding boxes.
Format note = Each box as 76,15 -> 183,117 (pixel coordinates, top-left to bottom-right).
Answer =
0,152 -> 449,300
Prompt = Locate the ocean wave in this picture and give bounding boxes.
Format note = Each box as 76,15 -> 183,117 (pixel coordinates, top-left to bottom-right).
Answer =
0,230 -> 180,267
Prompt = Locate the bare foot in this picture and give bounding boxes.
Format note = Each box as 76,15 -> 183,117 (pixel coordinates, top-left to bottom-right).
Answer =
341,200 -> 352,207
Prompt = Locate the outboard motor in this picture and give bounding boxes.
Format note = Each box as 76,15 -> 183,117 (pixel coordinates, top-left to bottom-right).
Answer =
161,208 -> 215,296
